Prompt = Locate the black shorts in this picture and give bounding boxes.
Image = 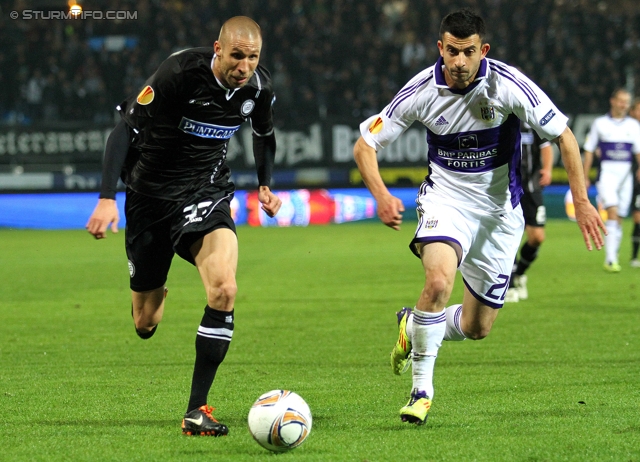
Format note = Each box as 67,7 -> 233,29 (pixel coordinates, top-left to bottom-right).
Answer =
632,180 -> 640,213
124,183 -> 236,292
520,189 -> 546,227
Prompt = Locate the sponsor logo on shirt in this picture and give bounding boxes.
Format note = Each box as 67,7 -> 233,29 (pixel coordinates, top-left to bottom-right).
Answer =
136,86 -> 155,105
458,134 -> 478,149
369,117 -> 383,134
434,115 -> 449,126
539,109 -> 556,126
178,117 -> 240,139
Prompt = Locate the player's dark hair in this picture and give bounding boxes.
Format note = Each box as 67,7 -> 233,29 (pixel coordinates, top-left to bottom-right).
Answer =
440,9 -> 486,41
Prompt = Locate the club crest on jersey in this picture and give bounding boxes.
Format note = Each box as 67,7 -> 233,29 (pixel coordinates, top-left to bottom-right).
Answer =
240,100 -> 255,116
480,106 -> 495,120
136,86 -> 154,105
369,117 -> 383,134
178,117 -> 240,139
424,218 -> 438,229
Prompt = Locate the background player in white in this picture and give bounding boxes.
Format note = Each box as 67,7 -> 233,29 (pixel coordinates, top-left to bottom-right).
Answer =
582,88 -> 640,272
353,8 -> 605,425
628,98 -> 640,267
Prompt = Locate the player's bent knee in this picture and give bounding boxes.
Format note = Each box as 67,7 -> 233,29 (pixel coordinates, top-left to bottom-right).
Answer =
206,281 -> 237,308
422,276 -> 451,302
464,328 -> 491,340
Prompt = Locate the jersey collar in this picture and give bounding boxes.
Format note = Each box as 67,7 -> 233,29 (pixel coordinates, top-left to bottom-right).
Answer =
434,56 -> 488,95
211,53 -> 240,100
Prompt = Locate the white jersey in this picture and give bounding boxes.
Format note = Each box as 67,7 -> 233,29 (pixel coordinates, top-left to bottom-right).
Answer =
360,57 -> 568,214
583,114 -> 640,177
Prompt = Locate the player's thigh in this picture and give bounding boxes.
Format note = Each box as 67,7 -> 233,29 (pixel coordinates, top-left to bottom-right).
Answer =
125,192 -> 175,292
460,288 -> 500,339
192,228 -> 239,286
617,174 -> 633,218
410,194 -> 473,262
170,183 -> 237,265
459,206 -> 524,308
521,190 -> 546,227
597,171 -> 623,209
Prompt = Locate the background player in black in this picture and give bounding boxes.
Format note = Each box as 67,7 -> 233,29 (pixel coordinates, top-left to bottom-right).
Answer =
506,120 -> 554,302
86,16 -> 282,436
629,98 -> 640,267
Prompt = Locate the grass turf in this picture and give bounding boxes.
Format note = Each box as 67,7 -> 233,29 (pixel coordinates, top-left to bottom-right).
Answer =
0,220 -> 639,461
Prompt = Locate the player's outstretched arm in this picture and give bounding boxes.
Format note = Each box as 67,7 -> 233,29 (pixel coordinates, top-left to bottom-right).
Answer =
353,136 -> 404,230
555,126 -> 606,250
86,198 -> 119,239
258,186 -> 281,218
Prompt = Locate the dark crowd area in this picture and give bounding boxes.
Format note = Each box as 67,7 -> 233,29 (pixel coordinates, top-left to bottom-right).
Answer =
1,0 -> 640,128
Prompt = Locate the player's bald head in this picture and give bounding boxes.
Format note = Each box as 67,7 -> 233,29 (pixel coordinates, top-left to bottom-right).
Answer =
219,16 -> 262,46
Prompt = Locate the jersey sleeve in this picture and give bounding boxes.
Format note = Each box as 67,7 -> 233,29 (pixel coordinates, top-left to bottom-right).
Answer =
582,118 -> 600,152
503,67 -> 568,141
359,74 -> 424,150
632,120 -> 640,154
249,67 -> 276,137
120,55 -> 183,127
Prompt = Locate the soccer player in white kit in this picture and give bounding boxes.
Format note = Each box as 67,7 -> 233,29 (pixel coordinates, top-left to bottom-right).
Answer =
353,8 -> 605,425
582,88 -> 640,272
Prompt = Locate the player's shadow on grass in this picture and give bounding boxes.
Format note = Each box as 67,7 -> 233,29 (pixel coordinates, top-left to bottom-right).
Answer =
42,419 -> 176,427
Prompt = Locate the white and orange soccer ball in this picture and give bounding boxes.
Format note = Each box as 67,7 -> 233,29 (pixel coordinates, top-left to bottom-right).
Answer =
247,390 -> 312,453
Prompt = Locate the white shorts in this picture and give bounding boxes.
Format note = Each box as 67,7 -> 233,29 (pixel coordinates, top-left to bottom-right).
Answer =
410,193 -> 525,308
596,168 -> 633,217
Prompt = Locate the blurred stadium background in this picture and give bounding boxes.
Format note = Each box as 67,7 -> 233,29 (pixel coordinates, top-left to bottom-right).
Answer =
1,0 -> 640,227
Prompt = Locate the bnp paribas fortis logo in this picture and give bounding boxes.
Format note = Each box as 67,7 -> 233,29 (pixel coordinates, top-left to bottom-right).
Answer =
368,117 -> 383,134
136,86 -> 155,105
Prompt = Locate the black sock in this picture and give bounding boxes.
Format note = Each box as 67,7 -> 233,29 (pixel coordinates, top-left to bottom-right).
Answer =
515,243 -> 539,275
186,306 -> 234,413
136,325 -> 157,339
632,223 -> 640,259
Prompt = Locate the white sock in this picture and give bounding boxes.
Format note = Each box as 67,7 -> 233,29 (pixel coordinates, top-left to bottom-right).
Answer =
444,304 -> 466,341
406,310 -> 413,338
605,220 -> 618,263
614,222 -> 623,260
411,309 -> 446,399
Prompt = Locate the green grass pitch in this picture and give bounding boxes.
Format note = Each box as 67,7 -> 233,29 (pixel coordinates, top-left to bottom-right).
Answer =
1,220 -> 639,461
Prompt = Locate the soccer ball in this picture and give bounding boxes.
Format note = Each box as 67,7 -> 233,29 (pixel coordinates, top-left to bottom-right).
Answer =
247,390 -> 312,452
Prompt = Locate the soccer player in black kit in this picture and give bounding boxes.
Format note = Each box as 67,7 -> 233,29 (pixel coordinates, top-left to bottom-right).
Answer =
86,16 -> 282,436
505,120 -> 553,302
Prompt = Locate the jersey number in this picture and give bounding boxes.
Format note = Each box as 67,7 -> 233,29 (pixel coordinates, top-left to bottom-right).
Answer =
485,274 -> 510,301
183,201 -> 214,227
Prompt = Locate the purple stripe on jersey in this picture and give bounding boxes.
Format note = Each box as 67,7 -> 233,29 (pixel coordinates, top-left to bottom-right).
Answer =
489,61 -> 540,105
506,116 -> 524,208
412,312 -> 446,326
599,141 -> 634,162
409,236 -> 463,265
386,75 -> 433,117
489,64 -> 540,107
426,114 -> 522,175
462,278 -> 503,309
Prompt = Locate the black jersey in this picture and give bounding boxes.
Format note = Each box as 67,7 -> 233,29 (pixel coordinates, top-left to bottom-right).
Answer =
520,121 -> 550,194
118,47 -> 275,200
